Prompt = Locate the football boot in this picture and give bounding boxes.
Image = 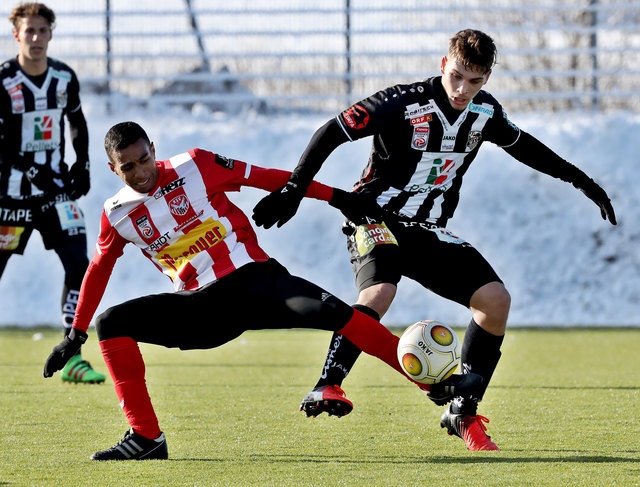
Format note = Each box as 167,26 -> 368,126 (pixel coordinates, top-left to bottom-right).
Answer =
425,372 -> 483,406
440,404 -> 499,451
299,385 -> 353,418
61,354 -> 106,384
91,429 -> 168,461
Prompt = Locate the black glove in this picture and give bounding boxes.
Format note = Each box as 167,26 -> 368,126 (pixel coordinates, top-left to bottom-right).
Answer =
572,177 -> 617,225
252,180 -> 305,229
67,160 -> 91,199
43,328 -> 88,378
329,188 -> 383,224
22,161 -> 63,194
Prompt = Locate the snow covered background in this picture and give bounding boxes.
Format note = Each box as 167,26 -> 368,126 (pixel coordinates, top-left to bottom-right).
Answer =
1,98 -> 638,328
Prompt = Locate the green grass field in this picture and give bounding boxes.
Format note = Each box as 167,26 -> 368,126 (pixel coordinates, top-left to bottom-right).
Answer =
0,327 -> 638,486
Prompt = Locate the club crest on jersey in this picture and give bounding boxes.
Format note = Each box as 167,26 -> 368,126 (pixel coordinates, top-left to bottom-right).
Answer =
342,105 -> 369,129
466,130 -> 482,151
169,194 -> 191,216
135,215 -> 155,238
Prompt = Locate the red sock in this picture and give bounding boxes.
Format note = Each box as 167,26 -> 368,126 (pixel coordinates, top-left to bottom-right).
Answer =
99,337 -> 162,439
337,309 -> 430,392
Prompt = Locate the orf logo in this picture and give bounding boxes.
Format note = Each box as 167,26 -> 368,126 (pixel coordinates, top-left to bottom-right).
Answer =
342,105 -> 369,129
169,195 -> 190,216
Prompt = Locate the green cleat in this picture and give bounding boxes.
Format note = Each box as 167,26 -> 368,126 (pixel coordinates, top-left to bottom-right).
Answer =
61,354 -> 106,384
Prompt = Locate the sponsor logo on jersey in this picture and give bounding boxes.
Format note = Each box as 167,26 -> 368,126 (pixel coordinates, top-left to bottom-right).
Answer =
168,194 -> 190,216
354,222 -> 398,256
441,135 -> 456,151
135,214 -> 155,238
342,104 -> 369,129
156,218 -> 226,277
154,177 -> 186,199
0,207 -> 32,223
34,115 -> 54,141
0,225 -> 25,251
468,103 -> 494,117
145,231 -> 172,252
404,103 -> 435,120
410,114 -> 432,125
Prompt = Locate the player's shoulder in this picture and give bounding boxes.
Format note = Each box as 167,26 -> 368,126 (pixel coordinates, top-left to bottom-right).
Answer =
469,89 -> 504,115
47,57 -> 78,81
0,58 -> 20,79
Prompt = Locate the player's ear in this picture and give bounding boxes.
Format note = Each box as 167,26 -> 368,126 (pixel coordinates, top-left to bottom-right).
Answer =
440,56 -> 448,74
483,68 -> 492,84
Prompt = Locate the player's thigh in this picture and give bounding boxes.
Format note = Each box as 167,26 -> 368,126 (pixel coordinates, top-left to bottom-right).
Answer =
399,228 -> 502,307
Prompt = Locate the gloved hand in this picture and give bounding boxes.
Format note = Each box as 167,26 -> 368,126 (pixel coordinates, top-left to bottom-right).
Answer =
23,161 -> 63,194
329,188 -> 383,224
252,180 -> 305,229
573,177 -> 617,225
43,328 -> 88,378
67,160 -> 91,199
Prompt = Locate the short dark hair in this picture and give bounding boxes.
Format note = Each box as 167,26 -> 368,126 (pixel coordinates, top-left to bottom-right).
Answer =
448,29 -> 497,74
9,3 -> 55,29
104,121 -> 151,158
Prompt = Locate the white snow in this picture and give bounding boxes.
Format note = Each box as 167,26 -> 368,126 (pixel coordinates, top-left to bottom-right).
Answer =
1,98 -> 638,328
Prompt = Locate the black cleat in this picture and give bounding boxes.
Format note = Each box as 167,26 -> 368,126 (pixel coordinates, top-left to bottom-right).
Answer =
426,373 -> 483,406
90,429 -> 168,461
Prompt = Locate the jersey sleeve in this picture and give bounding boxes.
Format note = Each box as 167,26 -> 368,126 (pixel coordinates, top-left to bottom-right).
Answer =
190,148 -> 334,201
72,210 -> 127,332
483,100 -> 521,148
335,85 -> 406,142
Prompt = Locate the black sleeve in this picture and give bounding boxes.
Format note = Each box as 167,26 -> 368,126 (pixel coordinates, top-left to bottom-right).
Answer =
66,106 -> 89,164
502,131 -> 590,185
289,118 -> 350,190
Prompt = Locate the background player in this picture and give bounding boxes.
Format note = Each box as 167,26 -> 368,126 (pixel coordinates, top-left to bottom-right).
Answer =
43,121 -> 481,461
0,3 -> 103,383
252,29 -> 616,451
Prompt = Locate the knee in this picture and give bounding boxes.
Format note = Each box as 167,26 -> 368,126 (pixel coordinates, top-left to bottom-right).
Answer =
356,283 -> 397,318
95,306 -> 127,341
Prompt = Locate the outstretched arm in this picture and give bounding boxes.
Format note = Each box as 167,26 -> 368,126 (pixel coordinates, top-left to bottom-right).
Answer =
503,131 -> 616,225
251,118 -> 350,229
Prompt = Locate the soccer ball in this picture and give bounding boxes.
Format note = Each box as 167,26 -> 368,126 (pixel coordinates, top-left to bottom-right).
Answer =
397,320 -> 461,384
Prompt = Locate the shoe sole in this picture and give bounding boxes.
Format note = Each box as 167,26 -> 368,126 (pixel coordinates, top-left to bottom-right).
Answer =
301,398 -> 353,418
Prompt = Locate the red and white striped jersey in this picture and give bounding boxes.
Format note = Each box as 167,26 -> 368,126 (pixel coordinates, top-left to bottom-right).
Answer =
72,148 -> 333,332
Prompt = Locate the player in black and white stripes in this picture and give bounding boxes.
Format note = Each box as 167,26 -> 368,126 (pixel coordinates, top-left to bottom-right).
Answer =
252,29 -> 616,451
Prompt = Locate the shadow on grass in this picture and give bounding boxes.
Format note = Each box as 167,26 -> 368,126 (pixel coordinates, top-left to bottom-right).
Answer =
170,452 -> 640,464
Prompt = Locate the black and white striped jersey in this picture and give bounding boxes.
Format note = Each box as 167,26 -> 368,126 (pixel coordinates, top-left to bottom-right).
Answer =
335,76 -> 521,226
0,57 -> 82,198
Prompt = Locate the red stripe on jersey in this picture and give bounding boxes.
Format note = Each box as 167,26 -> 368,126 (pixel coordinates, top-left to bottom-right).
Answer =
161,163 -> 202,232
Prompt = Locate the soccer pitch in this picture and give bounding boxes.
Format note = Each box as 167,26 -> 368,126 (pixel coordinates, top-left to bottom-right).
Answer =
0,327 -> 638,486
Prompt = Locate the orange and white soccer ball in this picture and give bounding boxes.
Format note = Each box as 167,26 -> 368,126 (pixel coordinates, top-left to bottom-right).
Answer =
397,320 -> 461,384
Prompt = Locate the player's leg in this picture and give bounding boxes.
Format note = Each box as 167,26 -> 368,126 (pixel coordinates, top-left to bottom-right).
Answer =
44,199 -> 105,384
401,225 -> 507,451
300,224 -> 402,416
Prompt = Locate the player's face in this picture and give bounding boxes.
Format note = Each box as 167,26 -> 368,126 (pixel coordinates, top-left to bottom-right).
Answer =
108,138 -> 159,194
13,15 -> 52,65
440,56 -> 491,111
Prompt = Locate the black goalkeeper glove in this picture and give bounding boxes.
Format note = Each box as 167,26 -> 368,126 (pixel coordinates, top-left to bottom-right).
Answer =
67,160 -> 91,199
329,188 -> 384,224
43,328 -> 88,378
252,180 -> 305,229
572,177 -> 617,225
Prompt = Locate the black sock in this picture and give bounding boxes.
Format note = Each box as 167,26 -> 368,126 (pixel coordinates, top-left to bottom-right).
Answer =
314,304 -> 380,388
451,318 -> 504,416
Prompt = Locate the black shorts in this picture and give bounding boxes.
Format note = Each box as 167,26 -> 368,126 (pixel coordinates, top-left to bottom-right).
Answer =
345,219 -> 502,307
0,193 -> 86,255
95,258 -> 355,350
